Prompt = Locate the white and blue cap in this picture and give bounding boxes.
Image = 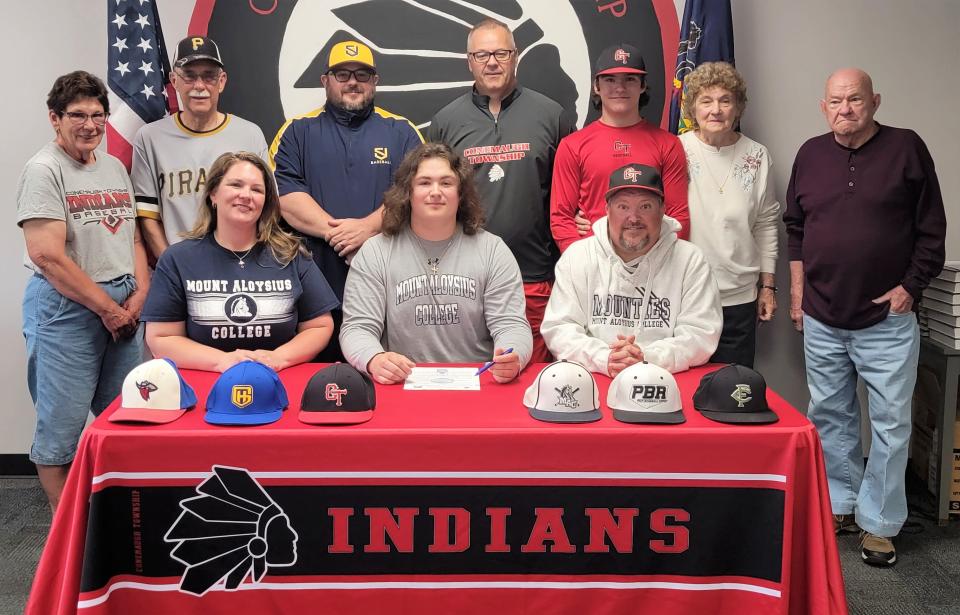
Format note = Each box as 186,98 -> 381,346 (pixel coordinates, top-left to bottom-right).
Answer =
205,361 -> 288,426
110,358 -> 198,424
607,361 -> 684,424
523,360 -> 601,423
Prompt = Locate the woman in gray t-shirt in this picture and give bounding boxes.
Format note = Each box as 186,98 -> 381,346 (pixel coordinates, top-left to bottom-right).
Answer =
17,71 -> 147,512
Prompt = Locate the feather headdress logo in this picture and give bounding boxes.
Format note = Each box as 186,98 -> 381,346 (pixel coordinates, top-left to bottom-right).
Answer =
163,466 -> 299,595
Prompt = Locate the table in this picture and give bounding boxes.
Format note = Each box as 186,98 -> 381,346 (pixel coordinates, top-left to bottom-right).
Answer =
918,338 -> 960,524
26,363 -> 847,615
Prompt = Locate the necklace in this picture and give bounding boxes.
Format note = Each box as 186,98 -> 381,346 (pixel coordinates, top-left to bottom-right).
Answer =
696,135 -> 739,194
413,231 -> 455,275
229,246 -> 254,269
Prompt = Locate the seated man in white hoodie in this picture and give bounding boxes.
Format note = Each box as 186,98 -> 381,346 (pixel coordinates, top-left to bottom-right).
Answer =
542,163 -> 722,376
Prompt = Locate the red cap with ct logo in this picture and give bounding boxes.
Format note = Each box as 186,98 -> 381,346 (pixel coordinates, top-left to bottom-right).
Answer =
299,363 -> 377,425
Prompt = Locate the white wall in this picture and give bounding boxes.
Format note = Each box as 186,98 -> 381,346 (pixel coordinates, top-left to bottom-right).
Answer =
1,1 -> 957,455
732,0 -> 960,408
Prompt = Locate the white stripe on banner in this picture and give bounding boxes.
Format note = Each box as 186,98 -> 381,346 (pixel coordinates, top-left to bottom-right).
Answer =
91,470 -> 787,485
78,579 -> 781,608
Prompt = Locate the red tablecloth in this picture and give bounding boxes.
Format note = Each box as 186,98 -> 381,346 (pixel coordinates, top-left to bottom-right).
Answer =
26,363 -> 847,615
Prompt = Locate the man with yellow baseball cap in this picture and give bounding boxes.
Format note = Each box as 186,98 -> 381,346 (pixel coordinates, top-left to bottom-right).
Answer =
271,40 -> 423,362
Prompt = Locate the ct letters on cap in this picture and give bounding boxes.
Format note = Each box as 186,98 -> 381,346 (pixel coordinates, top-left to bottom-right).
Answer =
325,383 -> 347,406
623,167 -> 642,182
614,48 -> 630,63
731,384 -> 752,407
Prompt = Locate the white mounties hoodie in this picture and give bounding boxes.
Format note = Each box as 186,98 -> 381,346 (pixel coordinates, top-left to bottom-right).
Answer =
542,215 -> 722,375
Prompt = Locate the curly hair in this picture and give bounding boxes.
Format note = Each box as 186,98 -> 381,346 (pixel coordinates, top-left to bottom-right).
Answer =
184,151 -> 308,266
381,142 -> 485,236
46,71 -> 110,116
681,61 -> 748,130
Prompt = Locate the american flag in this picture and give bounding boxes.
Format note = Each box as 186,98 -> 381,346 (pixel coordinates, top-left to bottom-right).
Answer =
106,0 -> 176,170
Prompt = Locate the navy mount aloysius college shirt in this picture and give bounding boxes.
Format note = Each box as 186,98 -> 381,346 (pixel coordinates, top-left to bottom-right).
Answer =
784,124 -> 945,330
142,235 -> 340,352
271,102 -> 423,299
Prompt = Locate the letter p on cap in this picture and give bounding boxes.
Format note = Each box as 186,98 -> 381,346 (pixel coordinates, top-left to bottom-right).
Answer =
192,37 -> 204,50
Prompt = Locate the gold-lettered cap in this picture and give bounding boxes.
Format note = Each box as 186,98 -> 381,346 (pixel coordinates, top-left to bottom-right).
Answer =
327,41 -> 375,71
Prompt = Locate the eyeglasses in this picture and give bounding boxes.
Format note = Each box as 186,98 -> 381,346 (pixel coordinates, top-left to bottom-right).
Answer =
327,68 -> 376,83
63,111 -> 108,126
467,49 -> 516,63
174,68 -> 223,85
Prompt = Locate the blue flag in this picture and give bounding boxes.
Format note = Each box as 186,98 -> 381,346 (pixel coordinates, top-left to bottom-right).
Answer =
668,0 -> 735,135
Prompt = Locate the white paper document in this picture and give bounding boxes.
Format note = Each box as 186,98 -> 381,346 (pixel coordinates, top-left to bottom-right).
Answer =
403,367 -> 481,391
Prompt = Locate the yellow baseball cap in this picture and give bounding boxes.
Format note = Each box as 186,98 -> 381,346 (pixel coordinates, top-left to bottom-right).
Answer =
327,41 -> 376,71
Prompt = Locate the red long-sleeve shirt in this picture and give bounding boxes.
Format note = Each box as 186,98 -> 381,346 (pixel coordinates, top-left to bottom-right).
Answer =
550,119 -> 689,252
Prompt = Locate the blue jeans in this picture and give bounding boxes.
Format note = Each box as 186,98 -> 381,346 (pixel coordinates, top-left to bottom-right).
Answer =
803,311 -> 919,537
22,274 -> 144,465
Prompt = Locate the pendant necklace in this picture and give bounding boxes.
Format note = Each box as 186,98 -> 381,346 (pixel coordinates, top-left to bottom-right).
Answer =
697,136 -> 739,194
413,232 -> 455,275
230,246 -> 254,269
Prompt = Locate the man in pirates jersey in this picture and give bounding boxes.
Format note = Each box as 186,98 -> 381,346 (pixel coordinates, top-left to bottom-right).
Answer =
427,18 -> 575,363
271,40 -> 423,362
133,36 -> 268,260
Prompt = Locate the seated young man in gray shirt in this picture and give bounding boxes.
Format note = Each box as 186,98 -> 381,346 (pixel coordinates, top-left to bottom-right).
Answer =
340,143 -> 532,384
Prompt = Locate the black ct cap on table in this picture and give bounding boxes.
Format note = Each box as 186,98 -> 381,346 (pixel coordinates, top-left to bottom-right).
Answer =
693,364 -> 778,424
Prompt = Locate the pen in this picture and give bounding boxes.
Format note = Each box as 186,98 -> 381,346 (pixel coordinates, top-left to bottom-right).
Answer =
476,348 -> 514,376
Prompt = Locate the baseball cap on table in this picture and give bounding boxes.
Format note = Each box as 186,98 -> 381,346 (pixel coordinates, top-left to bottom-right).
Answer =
693,364 -> 778,424
174,36 -> 223,68
205,361 -> 288,426
110,358 -> 197,424
300,363 -> 376,425
605,163 -> 664,200
327,40 -> 376,71
607,362 -> 684,424
595,43 -> 646,76
524,360 -> 601,423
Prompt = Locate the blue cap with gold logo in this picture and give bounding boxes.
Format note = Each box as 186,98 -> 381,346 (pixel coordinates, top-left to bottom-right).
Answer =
205,361 -> 288,426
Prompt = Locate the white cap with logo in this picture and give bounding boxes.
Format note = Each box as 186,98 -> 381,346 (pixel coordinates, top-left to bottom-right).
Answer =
523,360 -> 602,423
607,361 -> 684,424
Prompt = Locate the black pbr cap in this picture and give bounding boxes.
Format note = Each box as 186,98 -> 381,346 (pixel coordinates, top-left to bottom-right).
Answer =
174,36 -> 224,68
605,163 -> 664,201
595,43 -> 646,77
693,364 -> 778,424
299,363 -> 376,425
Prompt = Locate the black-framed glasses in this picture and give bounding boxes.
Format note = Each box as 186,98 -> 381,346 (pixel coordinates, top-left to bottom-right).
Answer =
174,68 -> 223,84
327,68 -> 376,83
63,111 -> 108,126
467,49 -> 515,63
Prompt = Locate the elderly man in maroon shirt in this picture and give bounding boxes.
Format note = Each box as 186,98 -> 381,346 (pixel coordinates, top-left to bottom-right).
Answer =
784,68 -> 945,568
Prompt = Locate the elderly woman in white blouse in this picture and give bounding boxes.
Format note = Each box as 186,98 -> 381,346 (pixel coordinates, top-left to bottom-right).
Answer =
679,61 -> 780,368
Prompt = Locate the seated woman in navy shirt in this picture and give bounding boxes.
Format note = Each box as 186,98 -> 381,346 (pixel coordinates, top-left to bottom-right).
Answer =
142,151 -> 339,372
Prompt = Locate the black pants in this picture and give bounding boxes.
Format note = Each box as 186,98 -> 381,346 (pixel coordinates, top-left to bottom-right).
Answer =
710,300 -> 757,368
313,308 -> 346,363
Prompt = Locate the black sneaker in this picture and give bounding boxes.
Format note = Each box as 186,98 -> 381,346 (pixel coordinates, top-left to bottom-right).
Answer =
833,513 -> 859,534
860,531 -> 896,567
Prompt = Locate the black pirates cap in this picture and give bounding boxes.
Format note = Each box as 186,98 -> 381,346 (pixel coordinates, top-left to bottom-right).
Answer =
174,36 -> 224,68
693,365 -> 778,424
605,163 -> 664,201
595,43 -> 646,77
299,363 -> 376,425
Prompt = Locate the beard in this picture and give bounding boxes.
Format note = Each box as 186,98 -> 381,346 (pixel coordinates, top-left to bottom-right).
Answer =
331,88 -> 374,111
